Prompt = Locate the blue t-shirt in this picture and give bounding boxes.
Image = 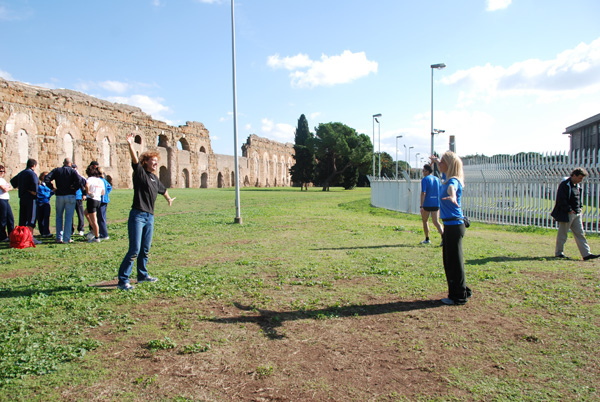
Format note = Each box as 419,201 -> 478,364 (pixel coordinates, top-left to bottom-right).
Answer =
440,177 -> 464,225
101,178 -> 112,204
37,183 -> 54,204
421,175 -> 441,208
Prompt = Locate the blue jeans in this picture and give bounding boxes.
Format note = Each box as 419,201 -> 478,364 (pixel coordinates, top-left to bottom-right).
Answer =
118,209 -> 154,285
0,199 -> 14,241
55,195 -> 76,242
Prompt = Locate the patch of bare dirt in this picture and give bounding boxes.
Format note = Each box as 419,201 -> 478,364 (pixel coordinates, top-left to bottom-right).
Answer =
59,294 -> 536,402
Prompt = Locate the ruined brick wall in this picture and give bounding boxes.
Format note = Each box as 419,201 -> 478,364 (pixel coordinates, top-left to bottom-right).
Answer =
242,134 -> 294,187
0,78 -> 294,189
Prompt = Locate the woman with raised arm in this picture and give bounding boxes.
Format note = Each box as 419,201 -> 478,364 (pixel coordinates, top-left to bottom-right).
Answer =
117,132 -> 175,291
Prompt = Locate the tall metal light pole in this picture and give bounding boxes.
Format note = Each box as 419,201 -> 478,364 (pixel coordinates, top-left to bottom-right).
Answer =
430,63 -> 446,156
408,146 -> 414,174
415,152 -> 420,171
395,135 -> 403,179
372,113 -> 381,177
403,144 -> 407,174
231,0 -> 242,224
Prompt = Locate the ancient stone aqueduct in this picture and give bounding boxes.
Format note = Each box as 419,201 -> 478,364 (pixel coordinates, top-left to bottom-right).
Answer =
0,78 -> 295,189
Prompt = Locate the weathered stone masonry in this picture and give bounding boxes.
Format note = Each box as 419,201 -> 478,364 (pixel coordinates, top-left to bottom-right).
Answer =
0,78 -> 294,189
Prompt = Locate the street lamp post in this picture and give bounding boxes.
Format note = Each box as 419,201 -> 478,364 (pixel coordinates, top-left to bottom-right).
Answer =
231,0 -> 242,224
395,135 -> 403,179
415,152 -> 420,176
408,146 -> 414,174
403,144 -> 407,174
430,63 -> 446,156
372,113 -> 382,177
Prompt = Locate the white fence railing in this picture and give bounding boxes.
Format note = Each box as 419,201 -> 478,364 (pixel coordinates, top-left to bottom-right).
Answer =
369,150 -> 600,233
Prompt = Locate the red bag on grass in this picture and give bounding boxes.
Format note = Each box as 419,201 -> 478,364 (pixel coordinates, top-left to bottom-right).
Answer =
9,226 -> 35,249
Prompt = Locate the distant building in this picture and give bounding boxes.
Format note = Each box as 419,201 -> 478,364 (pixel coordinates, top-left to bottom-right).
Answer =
564,113 -> 600,153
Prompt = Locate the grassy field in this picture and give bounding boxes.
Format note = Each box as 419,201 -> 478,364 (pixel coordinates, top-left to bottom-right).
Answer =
0,187 -> 599,401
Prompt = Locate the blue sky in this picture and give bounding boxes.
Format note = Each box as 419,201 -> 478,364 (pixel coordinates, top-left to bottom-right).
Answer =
1,0 -> 599,167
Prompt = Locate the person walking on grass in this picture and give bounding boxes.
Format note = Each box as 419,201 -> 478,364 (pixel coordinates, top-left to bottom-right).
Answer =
10,159 -> 40,245
117,132 -> 175,291
431,152 -> 472,306
551,168 -> 600,261
420,163 -> 443,245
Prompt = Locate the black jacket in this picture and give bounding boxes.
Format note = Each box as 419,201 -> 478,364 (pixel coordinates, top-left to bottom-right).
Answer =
551,178 -> 580,222
44,166 -> 85,196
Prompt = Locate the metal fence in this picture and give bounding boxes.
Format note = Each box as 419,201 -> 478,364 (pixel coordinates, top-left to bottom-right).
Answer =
369,150 -> 600,233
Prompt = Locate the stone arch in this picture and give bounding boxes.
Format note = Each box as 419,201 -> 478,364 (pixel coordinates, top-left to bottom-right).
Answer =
4,111 -> 39,171
102,137 -> 111,167
217,172 -> 224,188
200,172 -> 208,188
199,146 -> 206,153
95,125 -> 117,168
177,137 -> 190,151
159,166 -> 170,187
157,133 -> 169,148
181,168 -> 190,188
134,135 -> 143,145
280,158 -> 286,186
231,172 -> 235,187
56,119 -> 81,166
273,155 -> 278,185
244,176 -> 250,187
263,152 -> 269,186
18,129 -> 29,164
251,151 -> 259,183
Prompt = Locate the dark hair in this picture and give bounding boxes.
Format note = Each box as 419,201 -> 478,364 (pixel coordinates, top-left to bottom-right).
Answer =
86,164 -> 101,177
423,164 -> 433,174
0,164 -> 5,172
106,175 -> 113,185
26,159 -> 37,169
571,167 -> 588,177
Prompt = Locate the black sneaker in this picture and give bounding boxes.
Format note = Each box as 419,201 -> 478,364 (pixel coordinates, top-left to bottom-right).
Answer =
583,254 -> 600,261
555,253 -> 569,259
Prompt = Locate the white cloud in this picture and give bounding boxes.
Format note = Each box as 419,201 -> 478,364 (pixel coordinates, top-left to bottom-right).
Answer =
268,50 -> 378,88
486,0 -> 512,11
244,123 -> 252,131
310,112 -> 321,121
107,94 -> 173,123
0,69 -> 14,80
194,0 -> 224,4
443,37 -> 600,105
98,80 -> 131,94
261,118 -> 295,142
0,4 -> 33,21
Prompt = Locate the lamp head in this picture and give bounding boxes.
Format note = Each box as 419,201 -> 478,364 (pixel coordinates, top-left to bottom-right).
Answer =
374,117 -> 379,123
373,113 -> 382,118
431,63 -> 446,69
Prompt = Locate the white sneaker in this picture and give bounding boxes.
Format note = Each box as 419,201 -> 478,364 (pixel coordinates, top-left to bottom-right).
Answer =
420,239 -> 431,245
88,237 -> 101,243
79,231 -> 85,236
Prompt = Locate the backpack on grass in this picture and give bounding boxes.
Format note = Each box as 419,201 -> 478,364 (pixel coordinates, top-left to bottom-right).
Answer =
9,226 -> 35,249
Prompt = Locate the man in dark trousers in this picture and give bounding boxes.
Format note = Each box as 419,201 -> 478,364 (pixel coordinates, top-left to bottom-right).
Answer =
551,167 -> 600,260
10,158 -> 40,244
117,133 -> 175,291
44,158 -> 85,244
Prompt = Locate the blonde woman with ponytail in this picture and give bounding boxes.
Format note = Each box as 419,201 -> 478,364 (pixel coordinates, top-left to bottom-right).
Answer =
431,151 -> 471,305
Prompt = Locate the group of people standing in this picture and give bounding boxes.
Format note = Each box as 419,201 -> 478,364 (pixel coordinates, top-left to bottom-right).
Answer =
0,158 -> 112,245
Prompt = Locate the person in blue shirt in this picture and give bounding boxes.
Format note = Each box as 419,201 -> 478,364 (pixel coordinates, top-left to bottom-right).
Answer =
36,172 -> 55,237
431,151 -> 471,306
72,164 -> 86,236
419,164 -> 443,245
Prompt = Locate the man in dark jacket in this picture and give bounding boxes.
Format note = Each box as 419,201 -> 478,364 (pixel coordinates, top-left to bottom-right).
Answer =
44,158 -> 85,244
551,168 -> 599,260
10,159 -> 40,244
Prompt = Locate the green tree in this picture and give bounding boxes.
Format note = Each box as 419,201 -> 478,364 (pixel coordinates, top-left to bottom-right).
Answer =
376,152 -> 395,178
313,122 -> 372,191
289,114 -> 316,190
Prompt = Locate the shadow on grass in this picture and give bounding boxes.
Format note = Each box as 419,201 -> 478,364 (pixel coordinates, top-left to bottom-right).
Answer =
210,299 -> 441,340
466,256 -> 557,265
0,285 -> 95,299
311,244 -> 417,250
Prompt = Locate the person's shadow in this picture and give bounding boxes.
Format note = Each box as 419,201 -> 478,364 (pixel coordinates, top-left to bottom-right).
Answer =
210,299 -> 442,340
